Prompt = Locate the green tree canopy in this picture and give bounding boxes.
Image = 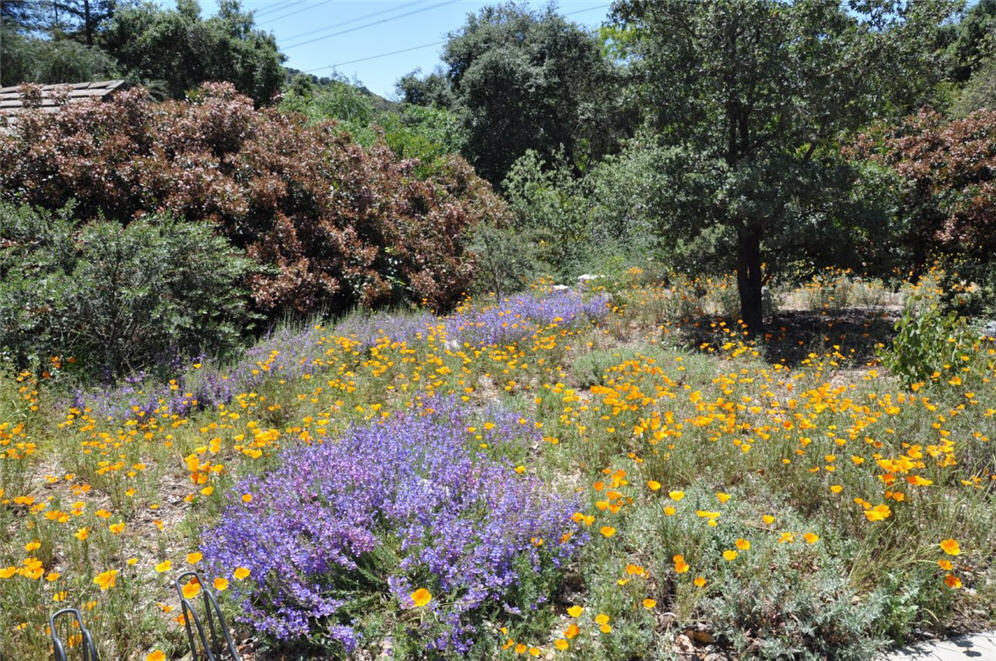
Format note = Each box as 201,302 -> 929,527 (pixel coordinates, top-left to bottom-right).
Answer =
0,29 -> 119,86
101,0 -> 284,104
942,0 -> 996,83
396,67 -> 454,108
952,52 -> 996,114
611,0 -> 954,333
0,0 -> 120,85
430,2 -> 623,185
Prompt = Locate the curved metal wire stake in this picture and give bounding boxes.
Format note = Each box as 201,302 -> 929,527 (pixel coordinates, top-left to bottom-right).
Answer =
49,608 -> 100,661
174,571 -> 241,661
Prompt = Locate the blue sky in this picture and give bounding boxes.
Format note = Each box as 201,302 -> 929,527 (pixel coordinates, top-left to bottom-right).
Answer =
223,1 -> 613,98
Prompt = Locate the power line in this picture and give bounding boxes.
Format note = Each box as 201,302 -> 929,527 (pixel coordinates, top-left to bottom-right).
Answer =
298,40 -> 443,75
297,3 -> 612,74
282,0 -> 460,50
250,0 -> 313,19
255,0 -> 335,26
332,40 -> 446,67
562,3 -> 612,19
280,0 -> 432,43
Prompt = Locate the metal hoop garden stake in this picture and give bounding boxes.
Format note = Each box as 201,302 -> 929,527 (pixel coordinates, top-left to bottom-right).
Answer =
49,608 -> 100,661
174,571 -> 241,661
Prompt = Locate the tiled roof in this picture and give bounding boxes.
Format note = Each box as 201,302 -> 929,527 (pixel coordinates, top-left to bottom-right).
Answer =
0,80 -> 128,129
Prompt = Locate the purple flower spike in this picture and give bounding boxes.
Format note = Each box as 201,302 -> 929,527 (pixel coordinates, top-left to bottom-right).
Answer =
200,399 -> 583,653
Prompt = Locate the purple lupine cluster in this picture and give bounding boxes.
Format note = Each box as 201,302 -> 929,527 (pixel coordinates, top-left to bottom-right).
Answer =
445,290 -> 609,346
199,400 -> 583,653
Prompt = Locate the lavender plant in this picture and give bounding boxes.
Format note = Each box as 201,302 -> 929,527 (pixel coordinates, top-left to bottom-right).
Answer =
445,290 -> 609,346
199,400 -> 582,655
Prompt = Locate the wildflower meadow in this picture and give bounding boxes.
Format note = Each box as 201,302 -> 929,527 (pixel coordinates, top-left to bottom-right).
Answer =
1,2 -> 994,656
1,274 -> 993,659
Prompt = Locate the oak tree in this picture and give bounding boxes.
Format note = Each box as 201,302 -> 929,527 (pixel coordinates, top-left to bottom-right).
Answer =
611,0 -> 954,333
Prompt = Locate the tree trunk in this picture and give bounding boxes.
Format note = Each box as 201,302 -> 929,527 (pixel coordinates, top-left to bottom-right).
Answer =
736,225 -> 764,336
83,0 -> 94,45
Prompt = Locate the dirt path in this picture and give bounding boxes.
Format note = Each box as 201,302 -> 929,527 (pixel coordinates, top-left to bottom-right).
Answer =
881,631 -> 996,660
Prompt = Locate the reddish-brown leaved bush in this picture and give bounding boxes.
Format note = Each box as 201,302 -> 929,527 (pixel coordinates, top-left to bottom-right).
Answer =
853,108 -> 995,262
0,82 -> 507,315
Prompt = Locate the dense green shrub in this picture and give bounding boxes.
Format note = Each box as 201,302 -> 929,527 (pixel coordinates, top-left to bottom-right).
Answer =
951,53 -> 996,117
279,79 -> 467,177
468,222 -> 542,301
501,150 -> 588,275
882,283 -> 979,389
278,75 -> 377,127
0,202 -> 255,379
501,145 -> 667,280
377,104 -> 468,175
0,82 -> 506,316
0,31 -> 119,87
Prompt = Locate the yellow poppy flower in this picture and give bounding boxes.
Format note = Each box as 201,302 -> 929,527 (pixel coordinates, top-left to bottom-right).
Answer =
411,587 -> 432,607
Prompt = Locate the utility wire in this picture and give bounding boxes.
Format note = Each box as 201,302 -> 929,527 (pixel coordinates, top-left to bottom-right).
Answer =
563,3 -> 612,19
282,0 -> 460,50
249,0 -> 313,19
298,39 -> 443,74
280,0 -> 432,42
332,40 -> 446,68
256,0 -> 336,26
298,2 -> 612,73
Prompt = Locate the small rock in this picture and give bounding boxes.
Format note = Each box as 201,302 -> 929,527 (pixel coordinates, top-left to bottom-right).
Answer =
674,634 -> 696,655
687,629 -> 715,644
577,274 -> 605,290
704,651 -> 731,661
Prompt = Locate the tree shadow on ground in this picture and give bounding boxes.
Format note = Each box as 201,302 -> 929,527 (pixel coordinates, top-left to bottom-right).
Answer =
675,307 -> 900,368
